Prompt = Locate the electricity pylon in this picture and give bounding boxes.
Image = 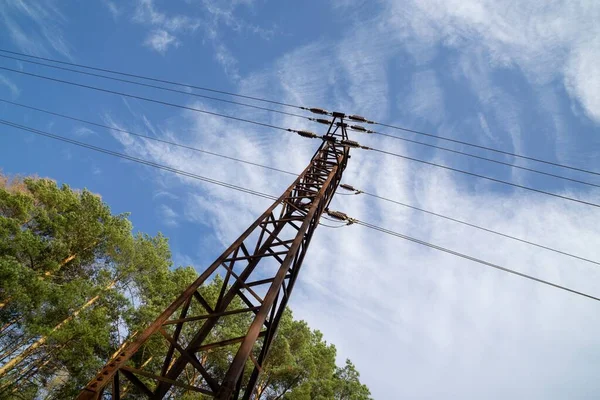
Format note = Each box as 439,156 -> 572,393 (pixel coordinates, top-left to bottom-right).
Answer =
78,113 -> 355,399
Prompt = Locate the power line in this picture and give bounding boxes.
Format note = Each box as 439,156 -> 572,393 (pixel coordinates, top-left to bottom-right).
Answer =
0,48 -> 302,110
362,130 -> 600,188
353,219 -> 600,302
4,48 -> 597,179
0,53 -> 309,121
8,98 -> 594,266
0,98 -> 297,177
4,97 -> 596,263
368,147 -> 600,208
5,54 -> 586,190
340,186 -> 600,266
0,66 -> 294,134
5,97 -> 596,263
4,117 -> 597,303
373,122 -> 600,177
0,120 -> 280,202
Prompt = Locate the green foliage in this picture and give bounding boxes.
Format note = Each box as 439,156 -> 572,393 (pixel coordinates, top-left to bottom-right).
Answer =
0,174 -> 370,399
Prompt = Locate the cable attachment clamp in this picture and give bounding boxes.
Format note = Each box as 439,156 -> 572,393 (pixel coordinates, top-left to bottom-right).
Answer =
301,107 -> 330,115
350,125 -> 374,133
291,129 -> 320,139
348,115 -> 375,124
309,118 -> 333,125
340,183 -> 363,194
325,209 -> 357,225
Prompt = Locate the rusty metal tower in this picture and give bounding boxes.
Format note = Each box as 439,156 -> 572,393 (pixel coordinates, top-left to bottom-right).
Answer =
77,112 -> 360,399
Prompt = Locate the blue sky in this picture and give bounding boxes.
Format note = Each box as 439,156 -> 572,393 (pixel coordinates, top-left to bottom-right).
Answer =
1,1 -> 600,399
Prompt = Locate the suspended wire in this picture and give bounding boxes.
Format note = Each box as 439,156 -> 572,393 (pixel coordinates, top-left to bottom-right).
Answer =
5,51 -> 594,186
369,147 -> 600,208
354,220 -> 600,302
345,188 -> 600,266
373,123 -> 600,177
363,130 -> 600,188
0,120 -> 280,202
0,98 -> 298,177
0,48 -> 302,110
0,53 -> 310,120
0,66 -> 293,134
4,96 -> 596,264
4,117 -> 597,302
4,48 -> 597,178
4,48 -> 598,184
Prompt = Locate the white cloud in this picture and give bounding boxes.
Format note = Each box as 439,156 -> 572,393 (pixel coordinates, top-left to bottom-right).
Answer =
134,0 -> 200,32
0,0 -> 72,59
153,190 -> 179,200
73,126 -> 95,137
403,69 -> 445,124
102,1 -> 600,398
158,204 -> 179,227
0,74 -> 20,97
144,29 -> 179,55
133,0 -> 201,55
564,37 -> 600,122
381,0 -> 600,124
214,43 -> 240,82
102,0 -> 121,19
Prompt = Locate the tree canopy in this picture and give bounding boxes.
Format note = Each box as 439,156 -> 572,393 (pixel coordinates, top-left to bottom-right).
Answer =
0,174 -> 371,399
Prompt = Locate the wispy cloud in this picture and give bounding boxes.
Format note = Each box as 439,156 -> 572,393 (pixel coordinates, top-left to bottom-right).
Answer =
381,0 -> 600,124
134,0 -> 200,32
158,204 -> 179,227
102,0 -> 121,19
98,1 -> 600,398
0,74 -> 20,97
403,69 -> 445,124
73,126 -> 95,137
214,43 -> 240,82
132,0 -> 200,54
0,0 -> 72,59
144,29 -> 179,55
153,190 -> 179,200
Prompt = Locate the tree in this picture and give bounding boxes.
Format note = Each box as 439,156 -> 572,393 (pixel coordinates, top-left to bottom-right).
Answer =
332,360 -> 371,400
0,174 -> 371,399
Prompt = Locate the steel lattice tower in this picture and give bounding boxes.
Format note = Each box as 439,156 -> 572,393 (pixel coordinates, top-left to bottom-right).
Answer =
77,114 -> 351,399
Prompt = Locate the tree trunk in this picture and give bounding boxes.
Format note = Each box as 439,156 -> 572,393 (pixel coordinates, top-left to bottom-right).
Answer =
0,318 -> 20,336
0,279 -> 117,378
272,374 -> 302,400
0,335 -> 33,362
0,245 -> 97,310
254,375 -> 271,399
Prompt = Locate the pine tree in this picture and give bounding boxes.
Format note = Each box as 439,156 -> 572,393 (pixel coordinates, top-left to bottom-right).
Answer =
0,174 -> 371,399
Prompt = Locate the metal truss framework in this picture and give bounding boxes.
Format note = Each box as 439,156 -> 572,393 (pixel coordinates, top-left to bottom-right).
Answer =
77,116 -> 350,399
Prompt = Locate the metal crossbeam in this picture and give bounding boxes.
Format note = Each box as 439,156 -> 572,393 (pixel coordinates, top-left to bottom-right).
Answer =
77,116 -> 350,399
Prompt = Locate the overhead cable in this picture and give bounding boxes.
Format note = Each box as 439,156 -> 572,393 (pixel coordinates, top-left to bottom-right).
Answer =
0,99 -> 297,177
362,131 -> 600,188
0,120 -> 279,202
12,99 -> 595,265
324,210 -> 600,303
0,66 -> 293,134
369,147 -> 600,208
354,219 -> 600,302
5,117 -> 597,303
0,48 -> 301,110
0,53 -> 309,120
339,184 -> 600,266
372,123 -> 600,177
4,47 -> 597,177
